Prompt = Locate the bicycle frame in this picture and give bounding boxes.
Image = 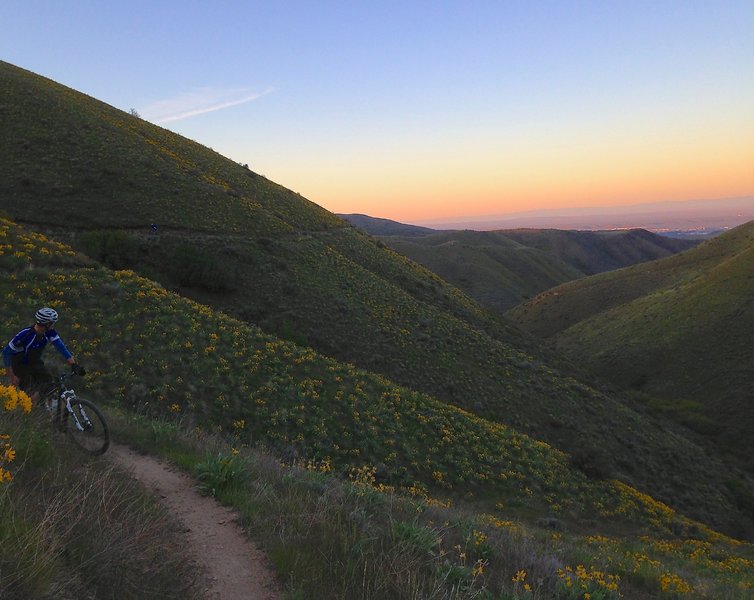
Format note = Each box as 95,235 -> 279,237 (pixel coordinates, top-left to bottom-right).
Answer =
44,369 -> 110,455
52,374 -> 92,432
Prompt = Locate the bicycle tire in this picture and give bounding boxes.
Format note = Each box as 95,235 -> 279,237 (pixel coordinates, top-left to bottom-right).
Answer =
63,398 -> 110,455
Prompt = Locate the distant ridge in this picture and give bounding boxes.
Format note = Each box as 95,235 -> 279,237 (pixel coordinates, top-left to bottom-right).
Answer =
345,214 -> 698,312
338,213 -> 436,236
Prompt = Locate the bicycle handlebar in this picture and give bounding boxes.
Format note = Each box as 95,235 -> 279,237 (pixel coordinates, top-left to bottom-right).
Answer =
56,364 -> 86,384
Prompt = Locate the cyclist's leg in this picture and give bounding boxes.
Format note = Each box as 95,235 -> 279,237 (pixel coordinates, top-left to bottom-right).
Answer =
11,356 -> 34,396
27,359 -> 53,408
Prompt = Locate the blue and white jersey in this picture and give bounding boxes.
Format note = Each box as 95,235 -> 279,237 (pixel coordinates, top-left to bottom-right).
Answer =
3,326 -> 73,366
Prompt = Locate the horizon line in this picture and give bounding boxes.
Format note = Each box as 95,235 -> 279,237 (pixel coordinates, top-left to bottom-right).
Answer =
408,196 -> 754,226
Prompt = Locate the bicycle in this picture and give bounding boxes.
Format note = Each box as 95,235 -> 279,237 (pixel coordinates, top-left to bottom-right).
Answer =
43,364 -> 110,455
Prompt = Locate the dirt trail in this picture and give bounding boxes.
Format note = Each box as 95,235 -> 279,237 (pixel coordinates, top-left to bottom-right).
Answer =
109,443 -> 283,600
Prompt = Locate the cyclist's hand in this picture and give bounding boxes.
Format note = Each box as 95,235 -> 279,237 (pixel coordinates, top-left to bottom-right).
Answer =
71,364 -> 86,376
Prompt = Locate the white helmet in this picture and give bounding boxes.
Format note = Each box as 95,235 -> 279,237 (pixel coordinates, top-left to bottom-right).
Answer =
35,307 -> 59,325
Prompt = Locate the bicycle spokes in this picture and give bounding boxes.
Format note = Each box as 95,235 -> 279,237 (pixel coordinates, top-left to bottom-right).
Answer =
65,399 -> 110,455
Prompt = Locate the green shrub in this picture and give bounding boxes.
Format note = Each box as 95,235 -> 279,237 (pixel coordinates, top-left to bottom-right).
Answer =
78,230 -> 143,269
167,243 -> 237,292
195,451 -> 246,497
392,520 -> 438,557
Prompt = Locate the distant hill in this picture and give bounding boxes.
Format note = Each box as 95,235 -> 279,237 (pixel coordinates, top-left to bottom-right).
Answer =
2,59 -> 752,535
352,222 -> 697,312
338,213 -> 436,236
508,221 -> 754,470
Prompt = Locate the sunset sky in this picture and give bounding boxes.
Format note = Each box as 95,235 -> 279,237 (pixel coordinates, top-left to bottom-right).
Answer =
2,1 -> 752,223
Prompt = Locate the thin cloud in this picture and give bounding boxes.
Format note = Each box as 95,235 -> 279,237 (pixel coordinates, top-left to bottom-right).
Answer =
141,87 -> 274,124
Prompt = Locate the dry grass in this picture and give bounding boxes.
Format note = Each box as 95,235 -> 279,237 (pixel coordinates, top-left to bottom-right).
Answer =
112,410 -> 753,600
0,415 -> 201,600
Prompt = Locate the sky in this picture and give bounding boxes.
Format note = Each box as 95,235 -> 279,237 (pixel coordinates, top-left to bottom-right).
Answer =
2,1 -> 753,224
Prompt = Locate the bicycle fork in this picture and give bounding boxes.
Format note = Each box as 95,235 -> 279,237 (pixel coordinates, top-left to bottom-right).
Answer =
61,390 -> 93,432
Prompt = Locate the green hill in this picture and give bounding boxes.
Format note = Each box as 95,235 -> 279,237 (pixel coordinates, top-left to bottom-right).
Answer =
1,59 -> 752,536
0,217 -> 693,527
4,220 -> 754,599
0,217 -> 743,532
502,228 -> 698,276
355,223 -> 697,313
508,222 -> 754,469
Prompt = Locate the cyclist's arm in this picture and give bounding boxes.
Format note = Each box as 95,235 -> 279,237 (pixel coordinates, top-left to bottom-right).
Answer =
3,344 -> 19,385
50,334 -> 75,364
2,343 -> 12,368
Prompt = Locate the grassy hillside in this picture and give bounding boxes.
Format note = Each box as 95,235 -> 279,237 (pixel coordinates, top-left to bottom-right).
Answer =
369,226 -> 697,313
502,228 -> 698,274
1,60 -> 751,536
1,219 -> 751,536
0,218 -> 700,525
376,229 -> 583,313
0,64 -> 340,236
1,398 -> 201,599
3,219 -> 754,600
509,222 -> 754,469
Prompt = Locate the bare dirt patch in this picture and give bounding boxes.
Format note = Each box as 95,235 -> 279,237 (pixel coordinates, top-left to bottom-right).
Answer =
109,443 -> 283,600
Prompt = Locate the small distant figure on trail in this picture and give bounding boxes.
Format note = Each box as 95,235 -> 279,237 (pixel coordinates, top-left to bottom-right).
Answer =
3,307 -> 78,407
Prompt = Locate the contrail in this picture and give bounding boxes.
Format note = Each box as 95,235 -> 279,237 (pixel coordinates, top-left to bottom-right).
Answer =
141,87 -> 274,124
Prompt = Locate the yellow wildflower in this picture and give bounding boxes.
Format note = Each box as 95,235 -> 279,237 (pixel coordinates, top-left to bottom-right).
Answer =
472,559 -> 486,577
512,569 -> 527,583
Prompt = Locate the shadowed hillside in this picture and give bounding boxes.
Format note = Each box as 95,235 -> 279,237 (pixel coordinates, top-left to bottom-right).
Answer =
4,218 -> 754,599
0,217 -> 713,529
1,60 -> 752,535
343,216 -> 697,312
509,222 -> 754,471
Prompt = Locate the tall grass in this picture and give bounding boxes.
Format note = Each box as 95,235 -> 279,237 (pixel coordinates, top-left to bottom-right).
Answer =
110,409 -> 754,600
0,413 -> 201,599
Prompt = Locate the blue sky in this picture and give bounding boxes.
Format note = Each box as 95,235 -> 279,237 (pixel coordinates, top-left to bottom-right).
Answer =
2,1 -> 752,222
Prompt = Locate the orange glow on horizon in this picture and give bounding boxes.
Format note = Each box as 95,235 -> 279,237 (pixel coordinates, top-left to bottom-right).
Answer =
305,126 -> 754,222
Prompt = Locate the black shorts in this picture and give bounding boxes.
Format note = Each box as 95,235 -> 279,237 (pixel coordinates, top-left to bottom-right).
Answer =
11,354 -> 52,393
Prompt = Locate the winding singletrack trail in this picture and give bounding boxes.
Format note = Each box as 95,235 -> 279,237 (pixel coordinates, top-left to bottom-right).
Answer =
109,443 -> 282,600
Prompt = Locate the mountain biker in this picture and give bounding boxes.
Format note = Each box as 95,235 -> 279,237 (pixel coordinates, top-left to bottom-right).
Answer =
3,307 -> 77,405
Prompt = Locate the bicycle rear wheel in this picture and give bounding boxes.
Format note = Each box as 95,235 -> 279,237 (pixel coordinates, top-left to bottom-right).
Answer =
63,398 -> 110,455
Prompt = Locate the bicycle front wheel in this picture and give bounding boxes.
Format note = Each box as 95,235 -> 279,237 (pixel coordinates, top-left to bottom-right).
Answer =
64,398 -> 110,455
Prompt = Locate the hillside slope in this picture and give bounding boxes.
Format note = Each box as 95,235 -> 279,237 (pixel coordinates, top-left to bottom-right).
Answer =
5,220 -> 754,599
353,222 -> 696,312
0,217 -> 740,533
0,60 -> 750,533
509,222 -> 754,469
